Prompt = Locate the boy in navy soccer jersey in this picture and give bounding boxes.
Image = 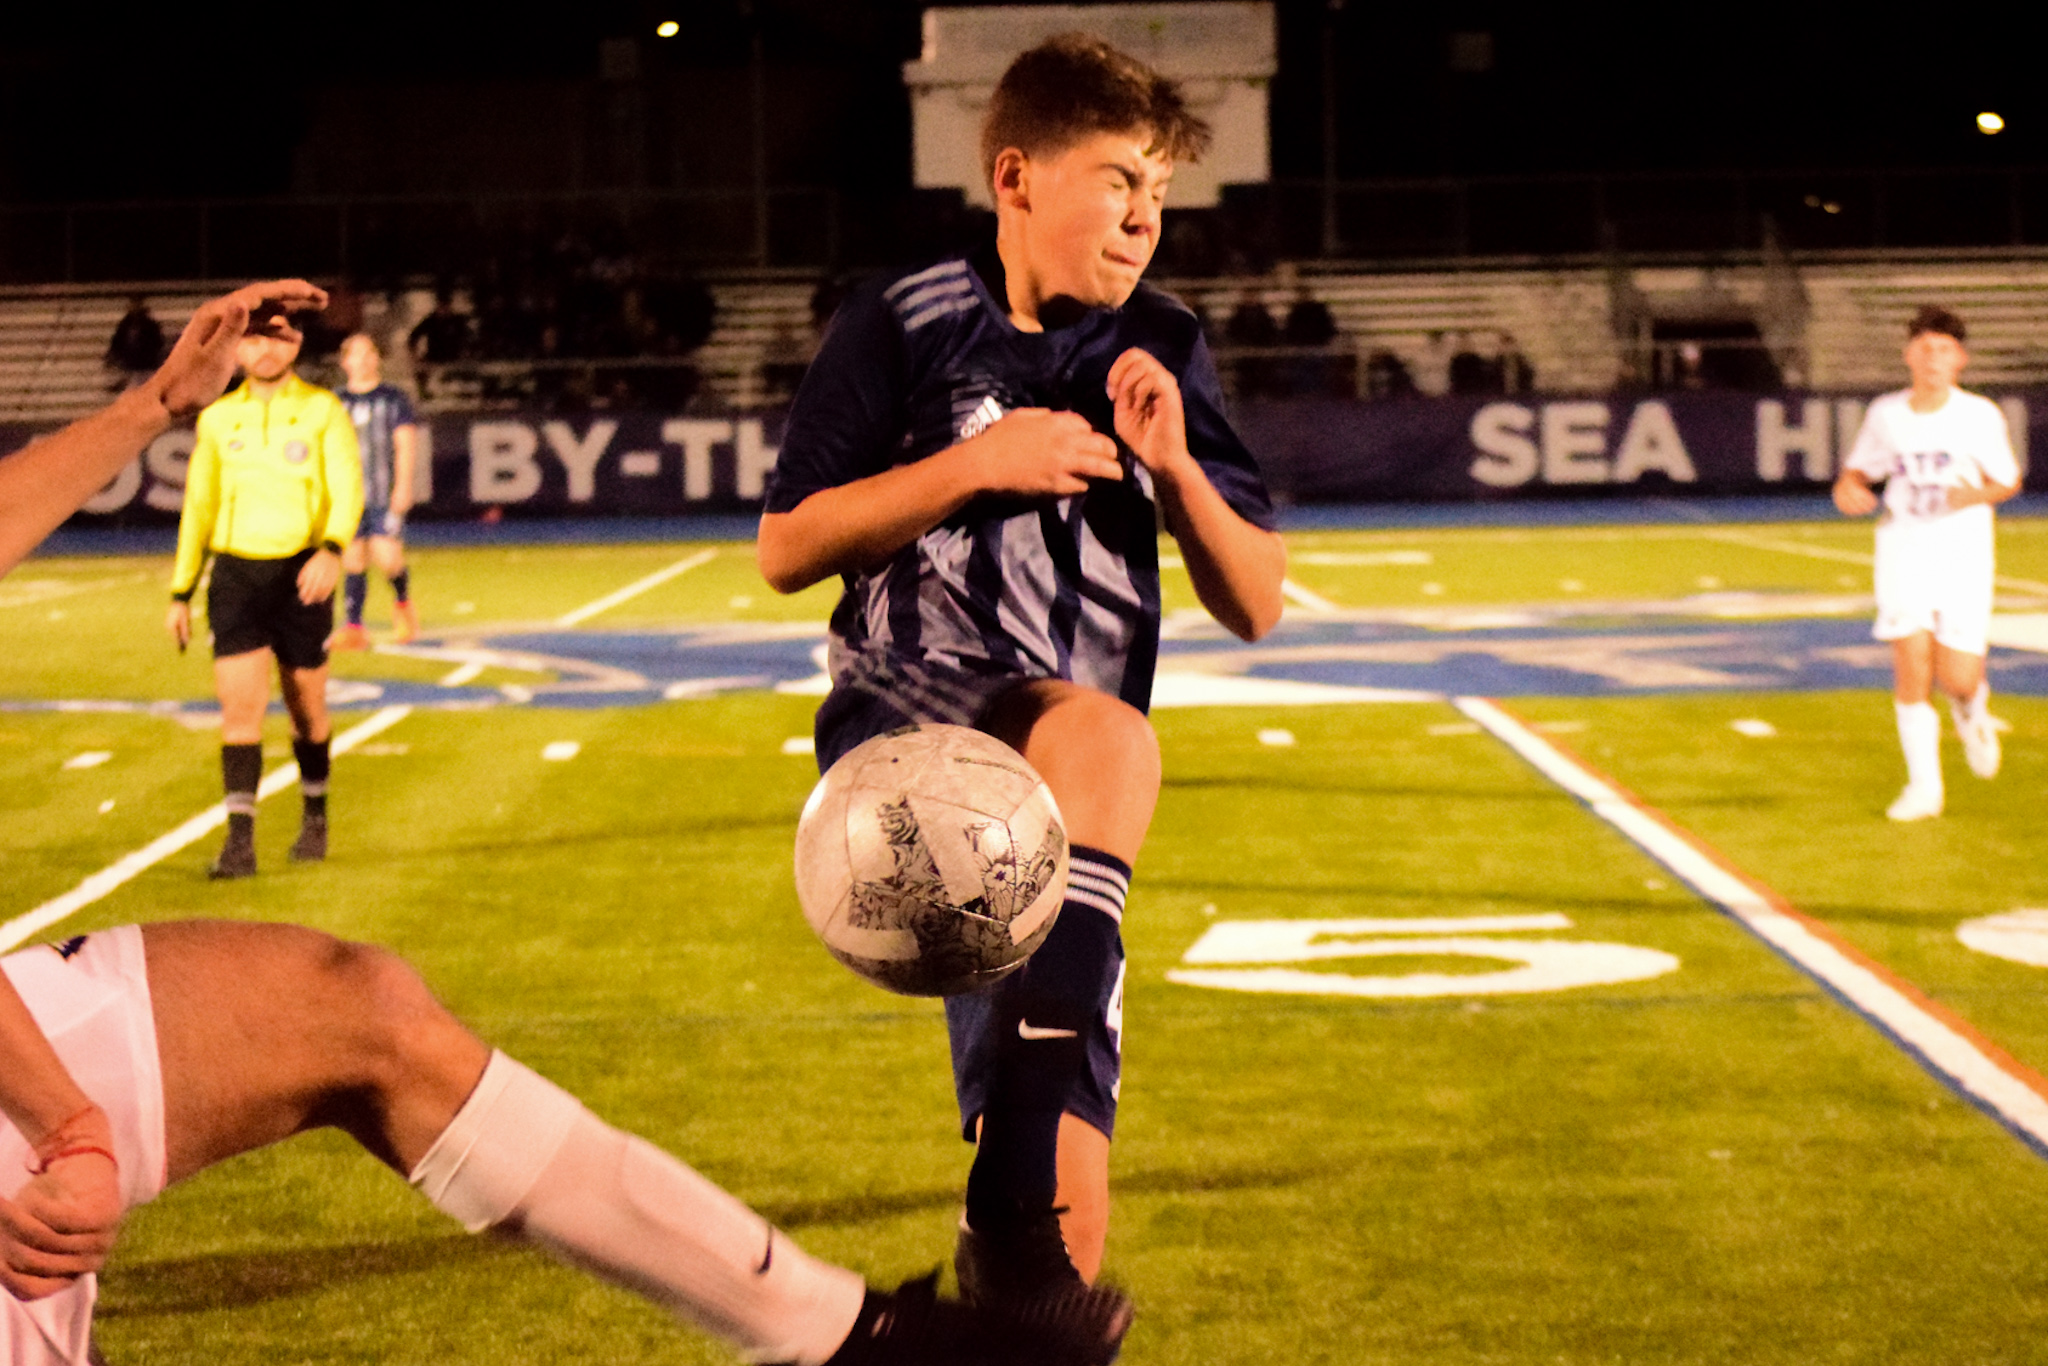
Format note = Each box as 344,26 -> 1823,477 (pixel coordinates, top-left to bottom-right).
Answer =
758,35 -> 1286,1319
333,333 -> 421,647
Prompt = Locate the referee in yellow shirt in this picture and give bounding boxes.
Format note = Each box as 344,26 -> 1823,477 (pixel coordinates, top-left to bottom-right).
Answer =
166,315 -> 362,878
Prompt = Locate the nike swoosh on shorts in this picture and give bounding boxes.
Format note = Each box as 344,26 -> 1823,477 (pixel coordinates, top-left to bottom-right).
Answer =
1018,1020 -> 1080,1040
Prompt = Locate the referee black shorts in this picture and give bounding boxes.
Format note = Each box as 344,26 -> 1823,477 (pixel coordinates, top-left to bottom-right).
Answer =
207,550 -> 334,668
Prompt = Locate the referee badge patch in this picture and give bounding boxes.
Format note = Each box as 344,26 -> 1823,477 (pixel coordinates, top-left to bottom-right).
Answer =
284,440 -> 311,464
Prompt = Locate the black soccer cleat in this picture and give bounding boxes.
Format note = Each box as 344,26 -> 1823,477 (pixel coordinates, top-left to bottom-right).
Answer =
289,815 -> 328,863
208,828 -> 257,880
812,1270 -> 1130,1366
955,1212 -> 1132,1364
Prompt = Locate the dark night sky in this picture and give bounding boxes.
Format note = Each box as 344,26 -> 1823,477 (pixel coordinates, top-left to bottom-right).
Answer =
0,1 -> 2037,203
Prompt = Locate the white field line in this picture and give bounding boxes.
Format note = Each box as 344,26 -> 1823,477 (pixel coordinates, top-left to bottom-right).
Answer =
556,548 -> 718,626
1701,527 -> 2048,596
439,660 -> 485,686
1280,577 -> 1340,614
1454,694 -> 2048,1158
0,705 -> 413,952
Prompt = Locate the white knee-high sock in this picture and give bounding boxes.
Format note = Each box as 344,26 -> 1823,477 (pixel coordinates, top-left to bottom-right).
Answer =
1895,700 -> 1942,791
410,1052 -> 865,1365
1948,680 -> 1991,732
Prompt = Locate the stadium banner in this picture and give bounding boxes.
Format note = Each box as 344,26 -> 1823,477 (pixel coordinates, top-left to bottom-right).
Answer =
1236,391 -> 2037,503
26,391 -> 2043,522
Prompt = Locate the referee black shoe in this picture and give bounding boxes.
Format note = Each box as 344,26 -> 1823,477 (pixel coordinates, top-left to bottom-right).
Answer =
208,827 -> 256,880
289,815 -> 328,863
955,1212 -> 1132,1363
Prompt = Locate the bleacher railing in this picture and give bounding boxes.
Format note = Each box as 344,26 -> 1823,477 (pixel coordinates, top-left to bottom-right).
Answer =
6,167 -> 2048,285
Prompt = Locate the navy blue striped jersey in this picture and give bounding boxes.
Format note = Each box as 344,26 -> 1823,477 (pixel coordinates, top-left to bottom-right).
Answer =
339,382 -> 417,510
765,249 -> 1273,717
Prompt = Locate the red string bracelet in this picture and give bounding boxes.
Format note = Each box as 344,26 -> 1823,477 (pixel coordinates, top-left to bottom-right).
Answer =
28,1145 -> 117,1177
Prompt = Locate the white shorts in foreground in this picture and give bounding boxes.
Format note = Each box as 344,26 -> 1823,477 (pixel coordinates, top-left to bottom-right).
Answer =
0,926 -> 166,1366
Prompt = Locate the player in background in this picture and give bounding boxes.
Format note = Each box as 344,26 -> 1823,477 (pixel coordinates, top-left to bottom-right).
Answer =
166,314 -> 362,877
332,332 -> 421,648
1833,305 -> 2021,821
757,35 -> 1285,1322
0,280 -> 1131,1366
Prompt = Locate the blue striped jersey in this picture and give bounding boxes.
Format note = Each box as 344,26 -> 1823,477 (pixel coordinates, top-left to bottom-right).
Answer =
766,250 -> 1273,721
339,382 -> 417,511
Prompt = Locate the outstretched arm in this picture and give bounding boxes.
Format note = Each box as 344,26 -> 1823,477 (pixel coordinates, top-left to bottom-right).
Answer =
1107,347 -> 1285,641
0,279 -> 329,578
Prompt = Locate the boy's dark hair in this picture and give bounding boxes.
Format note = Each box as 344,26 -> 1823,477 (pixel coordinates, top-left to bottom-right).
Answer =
980,33 -> 1214,187
1908,305 -> 1967,344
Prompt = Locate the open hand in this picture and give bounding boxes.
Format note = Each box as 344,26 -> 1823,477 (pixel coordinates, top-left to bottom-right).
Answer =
150,280 -> 329,419
959,408 -> 1123,498
1106,347 -> 1189,476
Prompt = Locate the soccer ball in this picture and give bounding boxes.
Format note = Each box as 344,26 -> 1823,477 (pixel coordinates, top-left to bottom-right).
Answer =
794,725 -> 1069,996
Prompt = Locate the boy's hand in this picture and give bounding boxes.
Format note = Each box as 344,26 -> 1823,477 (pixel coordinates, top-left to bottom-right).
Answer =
961,409 -> 1123,497
1833,474 -> 1878,516
0,1110 -> 122,1301
149,279 -> 328,419
1107,347 -> 1191,478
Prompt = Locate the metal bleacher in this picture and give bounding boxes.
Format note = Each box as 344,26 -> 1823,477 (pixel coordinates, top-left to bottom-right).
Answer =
0,288 -> 203,424
4,257 -> 2047,424
1802,260 -> 2048,389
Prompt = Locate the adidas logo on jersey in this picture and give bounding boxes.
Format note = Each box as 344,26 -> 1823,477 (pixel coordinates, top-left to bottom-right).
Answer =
957,394 -> 1005,442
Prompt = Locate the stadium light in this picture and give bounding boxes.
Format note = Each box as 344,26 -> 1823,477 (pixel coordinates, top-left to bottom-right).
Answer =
1978,111 -> 2005,134
656,19 -> 680,38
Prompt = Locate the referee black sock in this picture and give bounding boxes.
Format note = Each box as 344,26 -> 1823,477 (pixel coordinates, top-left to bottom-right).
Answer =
294,737 -> 331,821
390,568 -> 410,604
221,742 -> 261,837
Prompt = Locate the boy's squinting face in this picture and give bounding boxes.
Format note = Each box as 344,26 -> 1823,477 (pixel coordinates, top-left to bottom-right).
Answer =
1008,130 -> 1172,310
1904,330 -> 1967,391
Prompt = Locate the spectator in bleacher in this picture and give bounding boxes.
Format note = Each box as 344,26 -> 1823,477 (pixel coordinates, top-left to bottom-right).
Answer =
409,290 -> 473,364
104,296 -> 166,391
1223,288 -> 1279,398
408,289 -> 474,400
1279,287 -> 1344,397
1282,293 -> 1336,348
1363,349 -> 1416,401
1448,332 -> 1502,396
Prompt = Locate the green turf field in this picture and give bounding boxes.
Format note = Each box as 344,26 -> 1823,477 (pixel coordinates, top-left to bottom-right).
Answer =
7,517 -> 2048,1364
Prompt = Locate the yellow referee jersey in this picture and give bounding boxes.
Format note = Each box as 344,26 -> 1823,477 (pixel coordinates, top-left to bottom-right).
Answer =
171,373 -> 364,598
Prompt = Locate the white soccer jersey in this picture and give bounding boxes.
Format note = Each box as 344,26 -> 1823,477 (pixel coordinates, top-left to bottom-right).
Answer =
1846,387 -> 2020,654
1846,388 -> 2020,530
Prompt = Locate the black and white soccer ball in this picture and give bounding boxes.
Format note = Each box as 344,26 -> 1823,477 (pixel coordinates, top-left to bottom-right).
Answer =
794,724 -> 1068,996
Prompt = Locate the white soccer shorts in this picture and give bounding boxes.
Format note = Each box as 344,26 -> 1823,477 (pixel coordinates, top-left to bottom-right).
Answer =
1872,525 -> 1995,657
0,926 -> 167,1366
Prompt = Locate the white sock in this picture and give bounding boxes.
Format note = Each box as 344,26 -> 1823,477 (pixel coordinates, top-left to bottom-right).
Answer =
410,1052 -> 865,1365
1948,680 -> 1991,733
1895,700 -> 1942,792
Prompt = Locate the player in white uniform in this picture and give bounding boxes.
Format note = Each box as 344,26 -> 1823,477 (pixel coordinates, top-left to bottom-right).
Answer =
1833,306 -> 2021,821
0,283 -> 1130,1366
